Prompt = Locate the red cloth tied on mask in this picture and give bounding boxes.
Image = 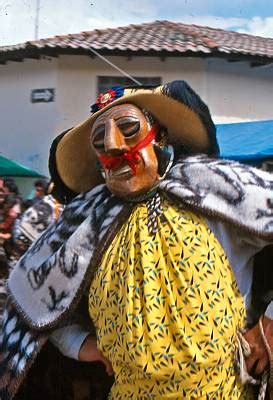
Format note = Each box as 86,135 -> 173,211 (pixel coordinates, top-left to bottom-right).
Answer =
99,124 -> 159,175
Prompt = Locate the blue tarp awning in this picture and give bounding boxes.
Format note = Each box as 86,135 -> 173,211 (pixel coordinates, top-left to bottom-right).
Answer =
217,119 -> 273,162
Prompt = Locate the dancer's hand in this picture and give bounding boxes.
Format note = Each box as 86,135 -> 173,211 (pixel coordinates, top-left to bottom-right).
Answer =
243,316 -> 273,376
78,335 -> 114,376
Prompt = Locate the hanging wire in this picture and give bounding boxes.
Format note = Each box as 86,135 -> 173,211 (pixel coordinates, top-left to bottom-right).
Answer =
89,47 -> 142,86
33,1 -> 141,86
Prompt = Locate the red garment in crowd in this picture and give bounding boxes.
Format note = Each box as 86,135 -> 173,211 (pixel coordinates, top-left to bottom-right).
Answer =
0,208 -> 17,235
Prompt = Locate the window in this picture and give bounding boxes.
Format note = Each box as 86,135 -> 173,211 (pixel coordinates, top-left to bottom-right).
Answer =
97,76 -> 162,94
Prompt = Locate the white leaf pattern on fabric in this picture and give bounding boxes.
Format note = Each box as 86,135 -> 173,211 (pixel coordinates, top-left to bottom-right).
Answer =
7,331 -> 20,345
5,316 -> 17,335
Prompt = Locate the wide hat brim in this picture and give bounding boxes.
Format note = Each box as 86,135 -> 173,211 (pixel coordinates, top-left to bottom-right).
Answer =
53,81 -> 218,194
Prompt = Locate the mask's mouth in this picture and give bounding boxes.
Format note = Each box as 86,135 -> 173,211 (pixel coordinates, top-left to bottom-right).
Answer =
99,123 -> 159,175
110,164 -> 132,177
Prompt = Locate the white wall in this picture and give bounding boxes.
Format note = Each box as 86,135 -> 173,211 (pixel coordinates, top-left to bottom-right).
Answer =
0,54 -> 273,178
0,58 -> 58,175
11,177 -> 39,199
56,54 -> 273,129
205,58 -> 273,123
55,55 -> 205,132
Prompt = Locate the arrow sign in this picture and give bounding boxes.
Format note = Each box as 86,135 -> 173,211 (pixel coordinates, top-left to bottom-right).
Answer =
31,88 -> 55,103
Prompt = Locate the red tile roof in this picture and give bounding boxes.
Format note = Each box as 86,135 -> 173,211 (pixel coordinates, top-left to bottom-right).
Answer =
1,20 -> 273,63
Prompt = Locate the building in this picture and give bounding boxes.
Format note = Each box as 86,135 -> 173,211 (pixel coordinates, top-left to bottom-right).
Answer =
1,20 -> 273,175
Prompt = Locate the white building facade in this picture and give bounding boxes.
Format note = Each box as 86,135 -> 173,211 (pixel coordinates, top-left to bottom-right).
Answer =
1,32 -> 273,176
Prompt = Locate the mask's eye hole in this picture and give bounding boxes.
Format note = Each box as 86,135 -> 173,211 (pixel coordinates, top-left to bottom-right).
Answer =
91,116 -> 141,150
91,128 -> 105,151
117,118 -> 140,137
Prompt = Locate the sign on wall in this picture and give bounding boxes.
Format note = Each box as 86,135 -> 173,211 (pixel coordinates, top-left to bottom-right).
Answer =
31,88 -> 55,103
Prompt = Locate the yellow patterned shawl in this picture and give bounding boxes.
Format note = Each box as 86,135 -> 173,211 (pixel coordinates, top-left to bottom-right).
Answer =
89,199 -> 250,399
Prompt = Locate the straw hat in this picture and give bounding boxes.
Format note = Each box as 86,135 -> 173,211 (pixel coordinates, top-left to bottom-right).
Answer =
49,80 -> 218,198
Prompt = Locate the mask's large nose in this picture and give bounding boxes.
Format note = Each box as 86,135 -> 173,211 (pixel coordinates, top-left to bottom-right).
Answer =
104,119 -> 129,155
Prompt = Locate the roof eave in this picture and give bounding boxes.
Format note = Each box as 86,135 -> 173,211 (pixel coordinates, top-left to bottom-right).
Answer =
0,46 -> 273,66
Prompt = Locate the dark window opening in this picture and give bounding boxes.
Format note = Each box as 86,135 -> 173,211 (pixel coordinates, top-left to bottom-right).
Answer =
97,76 -> 162,94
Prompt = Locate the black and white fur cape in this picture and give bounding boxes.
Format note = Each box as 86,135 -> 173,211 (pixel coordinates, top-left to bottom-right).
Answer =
1,155 -> 273,399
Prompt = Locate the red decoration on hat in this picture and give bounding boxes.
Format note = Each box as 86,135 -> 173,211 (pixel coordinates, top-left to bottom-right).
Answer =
96,89 -> 117,109
91,86 -> 124,113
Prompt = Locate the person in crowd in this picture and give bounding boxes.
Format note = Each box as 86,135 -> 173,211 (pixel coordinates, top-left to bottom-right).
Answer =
0,194 -> 18,263
1,81 -> 273,400
3,178 -> 22,216
0,179 -> 6,215
25,179 -> 49,208
0,178 -> 22,261
0,193 -> 18,321
11,190 -> 64,267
